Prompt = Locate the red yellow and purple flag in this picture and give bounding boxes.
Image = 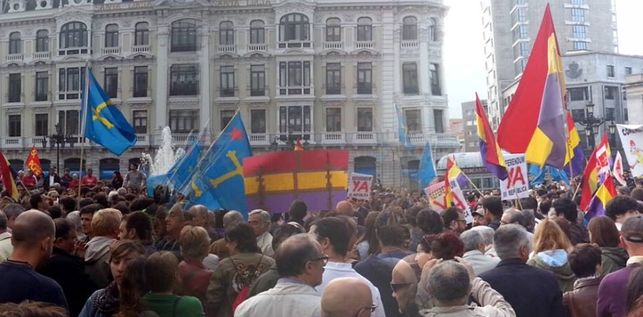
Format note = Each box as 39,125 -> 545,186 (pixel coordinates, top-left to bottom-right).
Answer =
475,93 -> 507,180
584,174 -> 617,221
580,135 -> 611,211
0,151 -> 19,201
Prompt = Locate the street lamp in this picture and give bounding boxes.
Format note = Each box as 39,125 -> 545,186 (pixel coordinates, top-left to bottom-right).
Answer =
43,123 -> 75,171
576,102 -> 614,150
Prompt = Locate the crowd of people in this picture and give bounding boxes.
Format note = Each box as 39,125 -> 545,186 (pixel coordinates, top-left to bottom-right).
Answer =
0,168 -> 641,317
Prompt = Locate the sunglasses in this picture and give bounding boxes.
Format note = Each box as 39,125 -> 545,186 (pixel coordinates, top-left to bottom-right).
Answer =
390,283 -> 412,293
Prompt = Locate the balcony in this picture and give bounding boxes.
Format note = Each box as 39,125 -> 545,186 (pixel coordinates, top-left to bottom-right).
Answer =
249,133 -> 269,146
102,47 -> 121,55
351,132 -> 377,145
321,132 -> 345,144
323,42 -> 343,50
59,47 -> 89,56
278,86 -> 312,96
247,43 -> 267,52
6,54 -> 23,62
278,41 -> 312,49
32,52 -> 50,60
4,137 -> 23,149
132,45 -> 151,54
218,44 -> 236,53
401,40 -> 419,49
355,41 -> 375,49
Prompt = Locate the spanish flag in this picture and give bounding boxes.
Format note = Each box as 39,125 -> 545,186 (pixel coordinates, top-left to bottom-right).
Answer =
0,151 -> 19,201
25,145 -> 43,177
475,93 -> 507,180
497,4 -> 567,168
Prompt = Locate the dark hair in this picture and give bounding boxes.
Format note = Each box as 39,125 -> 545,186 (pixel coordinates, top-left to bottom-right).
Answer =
568,244 -> 602,278
520,197 -> 538,211
539,199 -> 552,215
113,202 -> 131,215
405,206 -> 422,227
631,188 -> 643,202
553,198 -> 578,222
272,223 -> 305,251
357,211 -> 380,256
145,252 -> 179,293
428,231 -> 465,260
312,217 -> 350,256
54,218 -> 73,240
29,194 -> 43,210
482,196 -> 503,218
48,206 -> 62,219
606,196 -> 639,220
588,216 -> 621,247
94,193 -> 109,208
79,198 -> 94,209
376,224 -> 409,248
79,203 -> 101,216
288,200 -> 308,223
416,208 -> 444,235
130,198 -> 154,213
275,234 -> 319,277
111,240 -> 145,262
442,208 -> 462,227
119,256 -> 148,317
225,223 -> 260,253
59,196 -> 77,212
124,211 -> 153,242
627,267 -> 643,314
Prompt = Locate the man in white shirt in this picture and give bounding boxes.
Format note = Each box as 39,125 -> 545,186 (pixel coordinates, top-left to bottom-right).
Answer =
248,209 -> 274,257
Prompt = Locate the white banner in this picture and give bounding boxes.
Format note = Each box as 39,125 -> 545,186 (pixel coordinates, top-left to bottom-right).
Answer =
425,182 -> 448,212
500,154 -> 530,201
347,173 -> 373,200
616,124 -> 643,177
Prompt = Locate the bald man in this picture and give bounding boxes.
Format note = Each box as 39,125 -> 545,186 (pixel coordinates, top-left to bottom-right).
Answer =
335,200 -> 355,217
391,260 -> 420,316
0,210 -> 68,310
322,277 -> 374,317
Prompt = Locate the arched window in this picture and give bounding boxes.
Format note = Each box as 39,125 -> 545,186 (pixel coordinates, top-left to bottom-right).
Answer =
325,17 -> 341,42
135,22 -> 149,46
171,19 -> 197,52
356,17 -> 372,42
8,32 -> 21,54
249,20 -> 265,44
60,22 -> 88,49
105,24 -> 119,48
35,30 -> 48,52
402,16 -> 417,40
219,21 -> 234,45
279,13 -> 309,43
429,17 -> 438,41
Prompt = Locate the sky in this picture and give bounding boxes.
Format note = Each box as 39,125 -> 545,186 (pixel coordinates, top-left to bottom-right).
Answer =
443,0 -> 643,119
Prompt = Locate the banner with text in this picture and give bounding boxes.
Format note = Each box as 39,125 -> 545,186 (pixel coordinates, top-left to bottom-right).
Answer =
425,182 -> 447,212
347,173 -> 373,200
617,124 -> 643,177
500,154 -> 530,201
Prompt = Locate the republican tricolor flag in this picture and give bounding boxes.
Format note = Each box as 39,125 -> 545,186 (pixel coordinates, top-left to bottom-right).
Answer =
584,175 -> 617,221
444,156 -> 467,209
564,112 -> 585,178
0,151 -> 19,201
475,93 -> 507,180
580,135 -> 611,211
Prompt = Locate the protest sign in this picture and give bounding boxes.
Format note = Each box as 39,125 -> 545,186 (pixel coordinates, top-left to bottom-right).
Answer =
500,154 -> 530,201
347,173 -> 373,200
616,124 -> 643,177
425,182 -> 447,212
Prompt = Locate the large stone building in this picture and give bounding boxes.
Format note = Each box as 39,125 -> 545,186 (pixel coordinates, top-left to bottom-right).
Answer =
0,0 -> 458,187
481,0 -> 618,127
461,98 -> 487,152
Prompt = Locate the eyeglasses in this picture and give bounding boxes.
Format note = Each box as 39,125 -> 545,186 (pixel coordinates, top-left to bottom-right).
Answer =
390,283 -> 412,293
310,256 -> 329,266
354,304 -> 377,316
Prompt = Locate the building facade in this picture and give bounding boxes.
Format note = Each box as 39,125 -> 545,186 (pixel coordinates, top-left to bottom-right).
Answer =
0,0 -> 458,187
624,74 -> 643,125
481,0 -> 618,128
461,99 -> 487,152
447,118 -> 463,150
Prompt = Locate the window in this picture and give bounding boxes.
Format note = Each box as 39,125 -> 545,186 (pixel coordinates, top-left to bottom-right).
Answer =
572,25 -> 586,39
607,65 -> 615,78
135,22 -> 149,46
429,18 -> 438,41
326,18 -> 341,42
326,108 -> 341,132
279,13 -> 310,46
35,71 -> 48,102
571,0 -> 584,5
279,61 -> 311,95
605,107 -> 615,120
171,20 -> 197,52
573,41 -> 588,51
133,66 -> 148,98
357,62 -> 372,94
430,63 -> 441,95
35,113 -> 48,137
605,86 -> 618,100
170,64 -> 199,96
169,110 -> 199,133
568,87 -> 589,101
60,22 -> 88,49
326,63 -> 341,95
279,105 -> 312,136
513,25 -> 528,41
8,115 -> 21,137
8,32 -> 21,54
402,16 -> 417,40
250,65 -> 265,96
219,66 -> 235,97
8,73 -> 21,103
104,68 -> 118,98
357,108 -> 373,131
570,8 -> 585,22
625,67 -> 632,75
58,110 -> 79,135
405,109 -> 421,132
571,109 -> 585,122
220,110 -> 235,130
249,20 -> 265,44
434,109 -> 444,133
250,109 -> 266,134
133,110 -> 147,134
403,63 -> 419,95
105,24 -> 119,48
356,17 -> 372,41
58,67 -> 86,100
35,30 -> 48,52
219,21 -> 234,45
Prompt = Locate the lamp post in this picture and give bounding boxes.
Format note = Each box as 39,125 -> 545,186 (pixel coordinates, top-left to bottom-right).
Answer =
43,123 -> 75,172
576,102 -> 614,151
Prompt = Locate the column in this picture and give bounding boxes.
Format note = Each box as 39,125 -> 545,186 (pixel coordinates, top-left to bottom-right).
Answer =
155,25 -> 169,133
199,30 -> 211,131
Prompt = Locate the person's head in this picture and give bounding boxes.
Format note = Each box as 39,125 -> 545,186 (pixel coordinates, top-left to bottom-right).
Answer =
631,188 -> 643,202
469,225 -> 495,248
482,196 -> 503,221
460,229 -> 485,253
405,206 -> 422,228
0,301 -> 67,317
500,208 -> 524,226
532,218 -> 573,253
520,196 -> 538,211
179,225 -> 211,261
11,210 -> 55,264
376,224 -> 409,249
442,207 -> 466,233
0,210 -> 6,233
222,210 -> 244,230
118,256 -> 148,316
416,208 -> 444,235
30,193 -> 48,211
494,224 -> 531,261
94,193 -> 108,208
588,216 -> 621,247
188,205 -> 210,228
275,233 -> 325,286
165,204 -> 188,237
248,209 -> 271,236
336,200 -> 354,217
391,260 -> 418,314
321,277 -> 374,317
119,211 -> 152,242
606,196 -> 640,224
53,218 -> 77,254
289,200 -> 308,222
58,196 -> 76,214
92,208 -> 122,238
2,203 -> 25,230
427,231 -> 465,260
621,215 -> 643,257
426,261 -> 471,307
225,223 -> 260,254
79,203 -> 101,236
87,168 -> 93,176
272,222 -> 305,251
110,240 -> 145,287
552,198 -> 578,222
568,244 -> 602,278
627,267 -> 643,315
309,217 -> 351,258
145,251 -> 179,293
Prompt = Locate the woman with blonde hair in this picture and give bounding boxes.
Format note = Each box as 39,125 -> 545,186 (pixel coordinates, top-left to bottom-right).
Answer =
177,226 -> 213,303
527,218 -> 576,292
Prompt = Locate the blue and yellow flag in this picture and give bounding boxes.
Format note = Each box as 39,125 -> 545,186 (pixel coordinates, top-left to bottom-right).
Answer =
418,142 -> 436,189
395,104 -> 411,147
83,69 -> 136,156
184,111 -> 252,214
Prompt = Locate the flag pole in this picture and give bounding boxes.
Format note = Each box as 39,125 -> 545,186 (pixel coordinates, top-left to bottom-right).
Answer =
78,65 -> 90,198
461,171 -> 484,197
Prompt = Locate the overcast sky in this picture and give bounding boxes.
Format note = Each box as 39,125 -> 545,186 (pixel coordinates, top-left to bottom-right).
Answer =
443,0 -> 643,119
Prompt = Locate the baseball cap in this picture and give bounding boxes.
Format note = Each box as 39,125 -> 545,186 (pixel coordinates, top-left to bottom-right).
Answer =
621,215 -> 643,243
